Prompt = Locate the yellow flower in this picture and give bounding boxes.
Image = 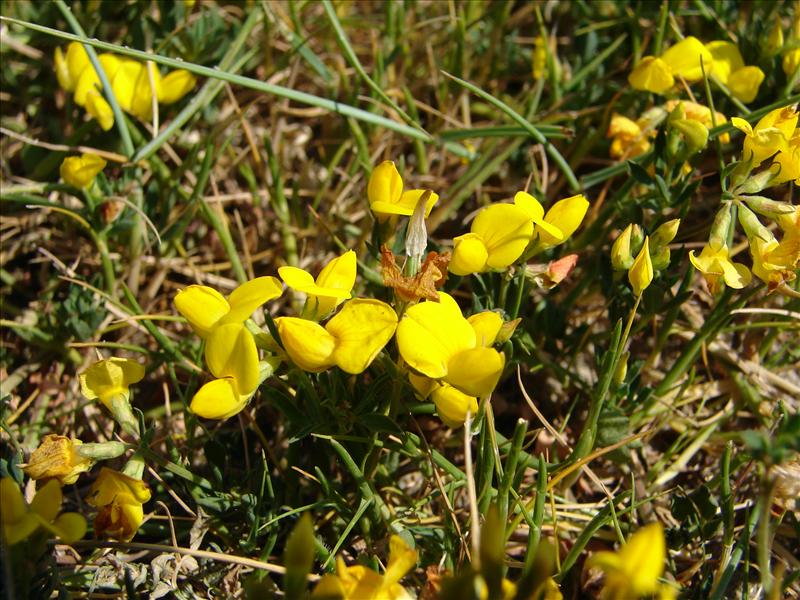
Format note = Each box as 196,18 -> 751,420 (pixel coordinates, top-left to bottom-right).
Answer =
532,35 -> 548,79
628,236 -> 654,297
60,153 -> 106,188
279,251 -> 357,319
55,42 -> 196,130
410,373 -> 478,428
86,467 -> 151,542
629,37 -> 712,93
664,100 -> 729,143
784,48 -> 800,79
769,128 -> 800,185
79,357 -> 145,410
396,292 -> 505,397
174,276 -> 283,338
276,299 -> 398,374
312,534 -> 417,600
607,115 -> 652,159
23,435 -> 93,486
587,522 -> 673,600
525,193 -> 590,249
1,478 -> 87,546
449,202 -> 534,276
705,41 -> 764,103
731,105 -> 798,167
749,236 -> 800,291
689,241 -> 752,293
611,224 -> 637,270
367,161 -> 439,218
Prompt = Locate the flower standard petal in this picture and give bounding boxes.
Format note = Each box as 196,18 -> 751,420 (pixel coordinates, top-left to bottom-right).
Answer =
395,189 -> 440,217
396,293 -> 476,379
29,479 -> 63,523
279,266 -> 318,292
368,161 -> 404,213
705,40 -> 745,84
223,276 -> 284,324
660,36 -> 712,81
275,317 -> 337,372
315,251 -> 357,297
174,285 -> 231,338
467,311 -> 503,347
79,357 -> 145,408
327,299 -> 398,374
446,346 -> 505,397
205,323 -> 260,394
157,69 -> 196,104
727,66 -> 764,103
472,204 -> 535,269
190,378 -> 250,420
538,195 -> 590,248
628,56 -> 674,93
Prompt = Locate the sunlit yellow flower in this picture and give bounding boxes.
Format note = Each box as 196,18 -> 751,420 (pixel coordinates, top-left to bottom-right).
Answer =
276,299 -> 398,374
587,522 -> 674,600
24,435 -> 93,486
86,467 -> 151,542
55,42 -> 196,130
279,251 -> 357,319
449,202 -> 534,276
368,161 -> 439,218
689,242 -> 752,293
396,293 -> 505,397
732,105 -> 798,167
629,37 -> 712,93
749,236 -> 800,291
79,357 -> 145,410
60,153 -> 106,188
628,236 -> 653,297
769,128 -> 800,185
705,41 -> 764,103
312,534 -> 417,599
1,478 -> 87,546
521,193 -> 590,249
175,276 -> 283,338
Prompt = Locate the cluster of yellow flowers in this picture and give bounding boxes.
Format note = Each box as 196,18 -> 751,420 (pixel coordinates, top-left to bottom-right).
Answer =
612,219 -> 680,298
55,42 -> 195,130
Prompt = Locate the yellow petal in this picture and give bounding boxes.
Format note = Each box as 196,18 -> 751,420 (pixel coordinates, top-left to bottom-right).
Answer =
84,91 -> 115,131
408,373 -> 437,399
327,299 -> 398,374
449,233 -> 489,276
395,293 -> 476,379
1,478 -> 28,524
205,323 -> 260,393
88,467 -> 151,507
223,276 -> 284,324
467,311 -> 503,347
513,191 -> 545,221
727,66 -> 764,103
60,153 -> 107,188
190,377 -> 250,419
315,251 -> 357,297
130,61 -> 160,120
731,116 -> 753,136
368,161 -> 404,212
607,114 -> 643,139
383,535 -> 418,585
275,317 -> 337,372
705,40 -> 744,84
60,42 -> 90,92
51,512 -> 87,544
539,195 -> 589,248
661,36 -> 713,81
174,285 -> 230,338
311,574 -> 347,598
446,346 -> 505,397
471,203 -> 534,269
391,189 -> 439,217
618,523 -> 666,595
628,56 -> 674,93
611,224 -> 635,270
628,236 -> 654,296
279,266 -> 317,292
783,48 -> 800,78
431,383 -> 479,428
79,357 -> 145,407
30,479 -> 63,523
110,59 -> 142,113
158,69 -> 196,104
55,47 -> 73,91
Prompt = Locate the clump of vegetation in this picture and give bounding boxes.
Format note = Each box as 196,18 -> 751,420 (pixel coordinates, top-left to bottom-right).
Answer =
1,1 -> 798,598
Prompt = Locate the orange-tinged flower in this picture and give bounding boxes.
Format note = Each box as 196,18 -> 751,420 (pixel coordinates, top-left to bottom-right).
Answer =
86,468 -> 151,542
24,435 -> 93,486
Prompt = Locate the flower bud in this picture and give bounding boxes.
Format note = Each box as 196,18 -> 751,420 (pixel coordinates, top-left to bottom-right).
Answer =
60,153 -> 107,188
672,119 -> 709,153
763,20 -> 784,57
742,195 -> 798,220
737,203 -> 775,243
735,169 -> 780,194
651,219 -> 680,247
628,236 -> 654,297
611,224 -> 636,270
709,205 -> 733,248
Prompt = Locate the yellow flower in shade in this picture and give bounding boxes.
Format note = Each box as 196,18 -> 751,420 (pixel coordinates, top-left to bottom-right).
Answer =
276,299 -> 398,374
607,115 -> 652,159
705,41 -> 764,103
449,202 -> 534,276
611,224 -> 637,271
396,293 -> 505,397
409,373 -> 478,428
628,236 -> 654,297
312,534 -> 417,600
769,128 -> 800,185
23,435 -> 93,486
523,193 -> 590,249
731,105 -> 798,167
784,48 -> 800,79
60,153 -> 107,188
279,251 -> 357,319
629,37 -> 712,93
79,357 -> 145,410
587,522 -> 674,600
86,467 -> 151,542
368,160 -> 439,218
532,35 -> 547,79
689,242 -> 752,293
628,56 -> 674,93
174,276 -> 283,338
1,478 -> 87,546
664,100 -> 729,143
